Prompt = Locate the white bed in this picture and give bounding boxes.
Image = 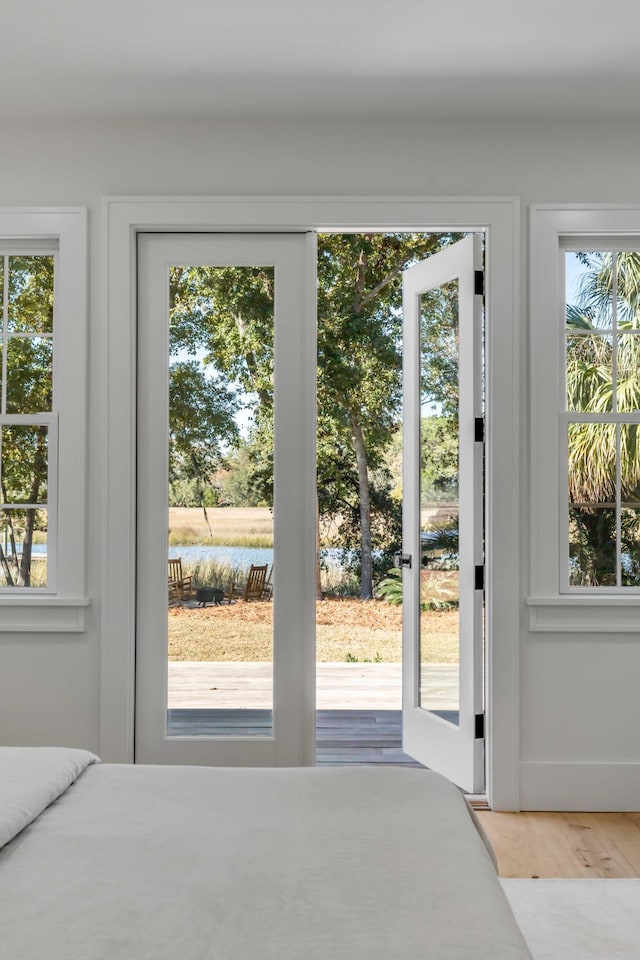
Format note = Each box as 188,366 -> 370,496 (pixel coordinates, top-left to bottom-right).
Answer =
0,747 -> 532,959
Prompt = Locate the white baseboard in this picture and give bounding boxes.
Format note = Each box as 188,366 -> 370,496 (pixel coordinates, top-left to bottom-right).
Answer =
519,761 -> 640,811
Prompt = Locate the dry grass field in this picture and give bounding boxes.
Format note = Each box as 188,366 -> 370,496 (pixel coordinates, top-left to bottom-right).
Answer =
168,598 -> 458,663
169,506 -> 273,547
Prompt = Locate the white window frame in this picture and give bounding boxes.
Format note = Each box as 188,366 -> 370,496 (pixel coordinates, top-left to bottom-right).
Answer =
0,209 -> 88,632
529,205 -> 640,632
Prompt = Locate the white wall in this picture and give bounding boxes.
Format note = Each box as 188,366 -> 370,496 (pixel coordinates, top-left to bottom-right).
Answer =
1,117 -> 639,807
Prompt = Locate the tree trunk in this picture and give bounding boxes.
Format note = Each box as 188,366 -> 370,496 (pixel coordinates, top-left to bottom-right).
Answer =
19,513 -> 34,587
316,491 -> 323,600
0,544 -> 14,586
1,498 -> 20,583
572,509 -> 617,586
18,428 -> 47,587
351,416 -> 373,600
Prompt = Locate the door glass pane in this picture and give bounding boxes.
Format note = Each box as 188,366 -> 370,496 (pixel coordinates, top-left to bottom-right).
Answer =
166,265 -> 274,738
419,280 -> 460,725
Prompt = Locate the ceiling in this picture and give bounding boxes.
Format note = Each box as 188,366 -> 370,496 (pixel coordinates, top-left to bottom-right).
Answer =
4,0 -> 638,121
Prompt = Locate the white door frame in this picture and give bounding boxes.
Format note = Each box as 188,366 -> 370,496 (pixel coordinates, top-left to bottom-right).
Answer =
101,196 -> 520,810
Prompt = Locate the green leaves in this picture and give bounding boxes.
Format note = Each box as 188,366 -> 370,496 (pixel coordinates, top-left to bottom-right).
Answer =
169,360 -> 238,475
168,265 -> 273,509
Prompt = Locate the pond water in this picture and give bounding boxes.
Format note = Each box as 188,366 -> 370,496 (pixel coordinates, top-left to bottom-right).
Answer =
168,544 -> 349,570
168,544 -> 273,568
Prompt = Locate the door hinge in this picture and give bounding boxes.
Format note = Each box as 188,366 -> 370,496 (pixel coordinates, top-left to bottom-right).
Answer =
475,713 -> 485,739
474,565 -> 484,590
474,417 -> 484,443
474,270 -> 484,296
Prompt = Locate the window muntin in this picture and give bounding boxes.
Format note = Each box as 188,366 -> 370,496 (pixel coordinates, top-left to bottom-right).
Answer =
0,253 -> 56,590
564,250 -> 640,589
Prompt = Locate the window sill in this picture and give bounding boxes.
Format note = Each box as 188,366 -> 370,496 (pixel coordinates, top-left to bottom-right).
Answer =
527,596 -> 640,633
0,596 -> 89,632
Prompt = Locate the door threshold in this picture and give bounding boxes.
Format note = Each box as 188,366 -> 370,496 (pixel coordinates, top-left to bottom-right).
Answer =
466,793 -> 490,810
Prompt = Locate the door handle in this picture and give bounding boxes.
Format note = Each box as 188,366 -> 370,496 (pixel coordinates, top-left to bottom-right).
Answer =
393,553 -> 412,569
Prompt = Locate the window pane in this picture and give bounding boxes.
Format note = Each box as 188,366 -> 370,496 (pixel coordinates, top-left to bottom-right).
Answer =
7,256 -> 54,334
0,508 -> 47,587
621,508 -> 640,586
569,506 -> 617,586
616,335 -> 640,413
5,337 -> 53,413
568,422 -> 616,505
566,334 -> 612,412
1,425 -> 48,504
621,424 -> 640,502
565,252 -> 613,331
615,252 -> 640,326
568,422 -> 617,586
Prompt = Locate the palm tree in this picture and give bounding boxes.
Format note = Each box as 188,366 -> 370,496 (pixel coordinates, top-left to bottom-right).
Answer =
566,252 -> 640,585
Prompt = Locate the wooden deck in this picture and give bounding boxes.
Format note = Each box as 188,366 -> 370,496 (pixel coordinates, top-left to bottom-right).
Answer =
166,662 -> 459,765
168,661 -> 459,711
167,708 -> 458,766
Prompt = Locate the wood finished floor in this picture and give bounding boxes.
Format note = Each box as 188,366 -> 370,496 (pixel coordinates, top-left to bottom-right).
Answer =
477,810 -> 640,878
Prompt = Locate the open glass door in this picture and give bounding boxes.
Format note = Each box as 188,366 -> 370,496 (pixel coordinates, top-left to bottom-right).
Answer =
402,235 -> 485,793
135,233 -> 316,766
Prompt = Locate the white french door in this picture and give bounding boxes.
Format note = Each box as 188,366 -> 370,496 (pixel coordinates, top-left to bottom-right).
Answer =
135,233 -> 316,766
402,235 -> 485,793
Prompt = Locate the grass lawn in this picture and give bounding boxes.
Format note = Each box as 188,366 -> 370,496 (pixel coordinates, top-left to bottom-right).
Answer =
168,598 -> 459,663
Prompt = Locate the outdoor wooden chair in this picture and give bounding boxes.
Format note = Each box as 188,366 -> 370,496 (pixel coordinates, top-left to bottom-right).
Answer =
168,579 -> 181,604
261,564 -> 273,601
225,563 -> 268,603
168,557 -> 193,601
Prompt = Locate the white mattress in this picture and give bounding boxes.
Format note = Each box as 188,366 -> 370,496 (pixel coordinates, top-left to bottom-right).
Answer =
0,749 -> 532,959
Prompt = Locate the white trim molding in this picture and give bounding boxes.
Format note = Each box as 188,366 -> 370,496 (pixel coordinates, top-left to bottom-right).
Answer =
530,204 -> 640,631
0,595 -> 89,632
520,760 -> 640,811
101,196 -> 520,811
527,595 -> 640,632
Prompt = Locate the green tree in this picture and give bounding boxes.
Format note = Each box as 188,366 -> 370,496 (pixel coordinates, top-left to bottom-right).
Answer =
168,358 -> 239,526
217,441 -> 271,508
421,416 -> 459,504
169,265 -> 274,516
